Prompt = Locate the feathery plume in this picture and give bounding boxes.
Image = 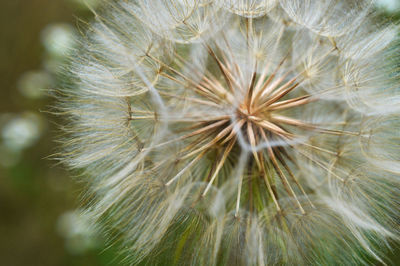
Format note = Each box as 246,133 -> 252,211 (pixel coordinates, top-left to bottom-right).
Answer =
56,0 -> 400,265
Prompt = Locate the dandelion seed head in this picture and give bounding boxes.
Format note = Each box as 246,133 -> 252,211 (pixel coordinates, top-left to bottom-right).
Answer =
56,0 -> 400,264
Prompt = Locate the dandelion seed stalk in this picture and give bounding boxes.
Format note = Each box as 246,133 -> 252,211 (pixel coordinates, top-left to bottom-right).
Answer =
56,0 -> 400,265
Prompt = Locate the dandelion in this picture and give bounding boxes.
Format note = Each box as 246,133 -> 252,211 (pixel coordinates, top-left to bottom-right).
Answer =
56,0 -> 400,265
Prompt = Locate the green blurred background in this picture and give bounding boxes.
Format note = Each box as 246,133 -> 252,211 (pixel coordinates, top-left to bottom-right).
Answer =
0,1 -> 120,265
0,0 -> 399,265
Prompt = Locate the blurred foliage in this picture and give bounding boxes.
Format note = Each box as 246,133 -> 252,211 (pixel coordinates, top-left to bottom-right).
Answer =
0,0 -> 399,265
0,1 -> 120,265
